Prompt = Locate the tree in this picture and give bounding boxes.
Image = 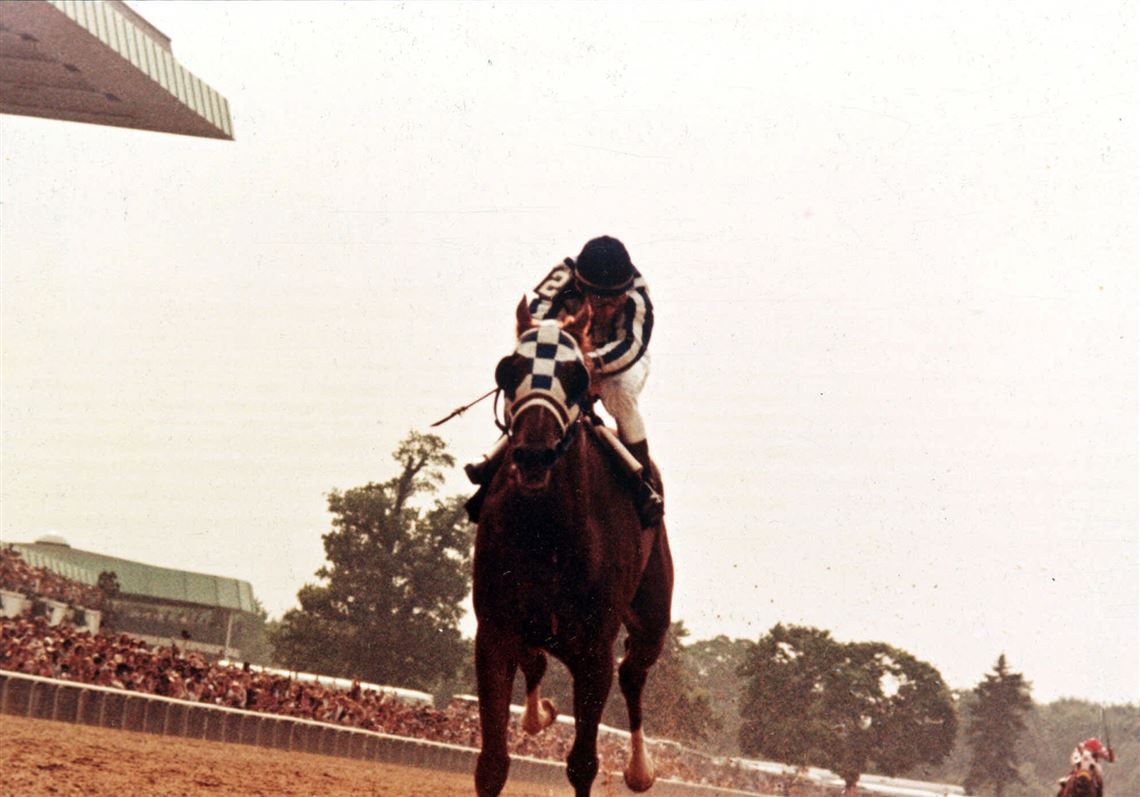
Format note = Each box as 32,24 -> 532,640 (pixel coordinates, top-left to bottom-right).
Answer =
638,621 -> 721,746
738,624 -> 958,797
964,655 -> 1034,797
684,634 -> 755,754
902,697 -> 1139,797
231,598 -> 274,666
270,432 -> 473,693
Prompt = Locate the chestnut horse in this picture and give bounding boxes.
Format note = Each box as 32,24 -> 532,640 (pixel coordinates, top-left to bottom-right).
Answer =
472,299 -> 674,797
1058,768 -> 1103,797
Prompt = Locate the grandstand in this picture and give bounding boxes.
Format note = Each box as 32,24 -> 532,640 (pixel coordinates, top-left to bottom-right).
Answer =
1,546 -> 970,797
6,536 -> 260,660
3,0 -> 242,663
0,0 -> 233,139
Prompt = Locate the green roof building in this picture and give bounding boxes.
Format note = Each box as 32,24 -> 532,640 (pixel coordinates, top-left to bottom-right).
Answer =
9,536 -> 260,660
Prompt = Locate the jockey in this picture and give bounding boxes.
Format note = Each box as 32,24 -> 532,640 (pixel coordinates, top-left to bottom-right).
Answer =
1073,737 -> 1115,769
465,235 -> 664,527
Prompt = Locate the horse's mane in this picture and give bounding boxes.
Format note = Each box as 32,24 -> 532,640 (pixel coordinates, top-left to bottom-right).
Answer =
515,298 -> 598,386
567,314 -> 595,359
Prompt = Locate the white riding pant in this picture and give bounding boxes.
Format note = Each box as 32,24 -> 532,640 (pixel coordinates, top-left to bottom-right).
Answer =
1071,747 -> 1103,776
596,353 -> 649,444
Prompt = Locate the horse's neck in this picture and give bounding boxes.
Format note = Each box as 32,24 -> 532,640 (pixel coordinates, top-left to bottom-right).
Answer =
567,423 -> 609,497
538,426 -> 609,535
1061,772 -> 1102,797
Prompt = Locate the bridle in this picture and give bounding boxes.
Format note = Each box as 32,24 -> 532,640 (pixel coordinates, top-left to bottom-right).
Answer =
497,322 -> 592,476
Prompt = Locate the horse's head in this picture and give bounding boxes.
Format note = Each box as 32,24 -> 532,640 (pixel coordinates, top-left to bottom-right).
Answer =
492,298 -> 593,493
1061,768 -> 1099,797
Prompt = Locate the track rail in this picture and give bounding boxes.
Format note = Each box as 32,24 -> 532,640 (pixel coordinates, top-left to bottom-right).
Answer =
0,671 -> 755,796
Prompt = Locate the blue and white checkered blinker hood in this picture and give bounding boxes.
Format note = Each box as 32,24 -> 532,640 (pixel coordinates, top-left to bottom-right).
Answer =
497,321 -> 589,435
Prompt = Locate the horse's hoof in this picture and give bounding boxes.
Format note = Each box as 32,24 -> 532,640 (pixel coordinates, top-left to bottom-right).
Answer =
624,768 -> 656,793
521,698 -> 557,734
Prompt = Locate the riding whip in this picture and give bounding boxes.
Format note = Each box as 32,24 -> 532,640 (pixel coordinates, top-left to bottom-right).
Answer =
430,388 -> 498,427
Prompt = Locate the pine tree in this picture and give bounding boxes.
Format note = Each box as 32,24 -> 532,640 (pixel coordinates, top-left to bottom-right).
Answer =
964,654 -> 1035,797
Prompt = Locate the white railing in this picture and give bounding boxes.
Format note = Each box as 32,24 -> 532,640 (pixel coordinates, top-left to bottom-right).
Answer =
0,671 -> 753,797
218,661 -> 434,707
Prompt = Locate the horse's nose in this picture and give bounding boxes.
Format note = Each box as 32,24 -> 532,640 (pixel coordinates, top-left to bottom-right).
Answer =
512,447 -> 557,469
510,446 -> 557,493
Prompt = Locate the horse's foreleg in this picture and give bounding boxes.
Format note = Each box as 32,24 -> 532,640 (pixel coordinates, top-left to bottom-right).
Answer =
475,626 -> 518,797
519,647 -> 557,735
620,527 -> 673,792
566,648 -> 615,797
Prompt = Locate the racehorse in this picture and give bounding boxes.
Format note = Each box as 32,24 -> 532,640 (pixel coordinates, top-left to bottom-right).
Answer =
1057,739 -> 1113,797
1057,767 -> 1103,797
472,298 -> 674,797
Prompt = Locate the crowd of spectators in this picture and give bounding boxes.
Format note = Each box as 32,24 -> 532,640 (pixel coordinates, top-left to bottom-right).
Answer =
0,546 -> 845,796
0,546 -> 103,610
1,614 -> 826,793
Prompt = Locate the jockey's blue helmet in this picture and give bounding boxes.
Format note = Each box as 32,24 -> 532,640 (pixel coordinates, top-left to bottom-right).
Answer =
573,236 -> 634,296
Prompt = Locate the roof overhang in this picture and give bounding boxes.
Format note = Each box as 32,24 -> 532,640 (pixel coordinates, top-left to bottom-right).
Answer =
0,0 -> 232,139
9,542 -> 258,614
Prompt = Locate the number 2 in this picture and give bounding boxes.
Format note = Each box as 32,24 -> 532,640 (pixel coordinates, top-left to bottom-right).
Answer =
533,264 -> 572,300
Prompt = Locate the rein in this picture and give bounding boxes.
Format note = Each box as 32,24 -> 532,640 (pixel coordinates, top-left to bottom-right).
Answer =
505,395 -> 588,472
494,388 -> 508,436
487,369 -> 590,473
549,407 -> 585,460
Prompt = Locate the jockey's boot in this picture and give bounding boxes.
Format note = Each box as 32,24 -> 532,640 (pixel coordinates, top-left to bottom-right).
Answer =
464,458 -> 496,486
626,439 -> 665,528
463,438 -> 508,523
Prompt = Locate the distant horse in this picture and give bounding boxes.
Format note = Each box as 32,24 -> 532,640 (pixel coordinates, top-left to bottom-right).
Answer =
1058,767 -> 1103,797
472,299 -> 674,797
1057,763 -> 1105,797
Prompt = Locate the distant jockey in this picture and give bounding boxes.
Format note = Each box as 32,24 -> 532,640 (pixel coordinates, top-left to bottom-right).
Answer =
1074,737 -> 1115,768
465,235 -> 664,528
1076,734 -> 1112,766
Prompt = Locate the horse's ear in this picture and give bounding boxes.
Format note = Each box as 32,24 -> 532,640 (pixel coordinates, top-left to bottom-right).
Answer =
516,296 -> 535,337
563,301 -> 592,342
495,354 -> 528,398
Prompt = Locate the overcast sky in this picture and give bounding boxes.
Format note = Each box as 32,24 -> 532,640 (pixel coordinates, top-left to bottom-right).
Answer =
2,1 -> 1136,706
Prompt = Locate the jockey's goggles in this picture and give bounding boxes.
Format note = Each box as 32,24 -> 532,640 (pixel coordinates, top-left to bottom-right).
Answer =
573,274 -> 632,297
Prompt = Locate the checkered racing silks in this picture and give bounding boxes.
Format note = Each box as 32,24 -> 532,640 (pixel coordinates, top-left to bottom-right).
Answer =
506,321 -> 587,434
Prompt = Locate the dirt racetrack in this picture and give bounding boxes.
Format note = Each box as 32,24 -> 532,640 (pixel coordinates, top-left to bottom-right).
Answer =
1,714 -> 621,797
